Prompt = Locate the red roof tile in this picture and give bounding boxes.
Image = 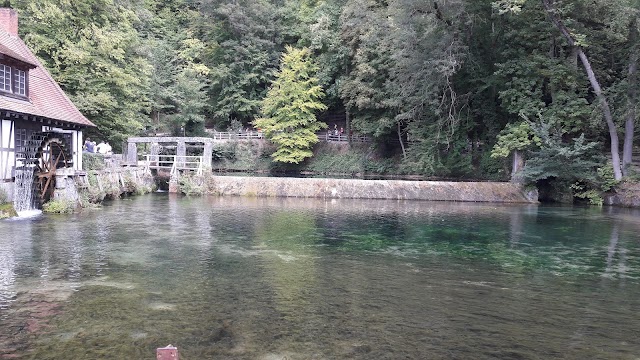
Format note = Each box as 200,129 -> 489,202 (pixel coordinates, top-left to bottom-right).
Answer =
0,29 -> 95,127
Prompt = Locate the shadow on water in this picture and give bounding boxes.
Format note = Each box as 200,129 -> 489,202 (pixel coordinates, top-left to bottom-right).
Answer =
1,194 -> 640,359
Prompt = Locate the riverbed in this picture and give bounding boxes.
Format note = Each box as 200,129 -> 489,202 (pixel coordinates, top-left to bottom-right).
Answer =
1,194 -> 639,359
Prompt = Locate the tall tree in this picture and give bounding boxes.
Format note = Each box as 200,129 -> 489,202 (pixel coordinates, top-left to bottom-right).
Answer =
138,0 -> 210,136
494,0 -> 640,180
197,0 -> 282,128
14,0 -> 151,148
254,46 -> 328,164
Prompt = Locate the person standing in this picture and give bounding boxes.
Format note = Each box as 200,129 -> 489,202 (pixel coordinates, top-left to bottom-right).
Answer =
83,138 -> 95,153
96,141 -> 107,154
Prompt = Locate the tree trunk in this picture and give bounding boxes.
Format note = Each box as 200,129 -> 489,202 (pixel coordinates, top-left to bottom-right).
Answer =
346,107 -> 351,145
622,19 -> 638,175
541,0 -> 623,180
397,122 -> 406,159
511,149 -> 524,182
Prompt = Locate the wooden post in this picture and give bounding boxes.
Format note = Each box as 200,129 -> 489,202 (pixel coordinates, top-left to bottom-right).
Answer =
176,141 -> 186,168
203,140 -> 213,169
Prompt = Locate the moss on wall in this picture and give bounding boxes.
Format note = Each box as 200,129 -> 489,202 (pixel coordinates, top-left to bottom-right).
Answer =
0,203 -> 17,219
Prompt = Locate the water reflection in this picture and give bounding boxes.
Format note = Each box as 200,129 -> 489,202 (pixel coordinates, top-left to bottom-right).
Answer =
1,195 -> 640,359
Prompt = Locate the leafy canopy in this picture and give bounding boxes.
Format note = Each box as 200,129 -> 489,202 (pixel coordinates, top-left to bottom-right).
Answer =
254,46 -> 327,164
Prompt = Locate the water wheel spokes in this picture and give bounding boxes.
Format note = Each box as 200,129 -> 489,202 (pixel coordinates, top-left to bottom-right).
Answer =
34,137 -> 71,202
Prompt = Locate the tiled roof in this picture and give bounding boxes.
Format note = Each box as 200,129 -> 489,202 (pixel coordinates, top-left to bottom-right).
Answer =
0,29 -> 95,127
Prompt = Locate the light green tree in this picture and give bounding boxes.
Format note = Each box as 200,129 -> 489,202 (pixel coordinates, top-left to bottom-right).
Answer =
254,46 -> 327,164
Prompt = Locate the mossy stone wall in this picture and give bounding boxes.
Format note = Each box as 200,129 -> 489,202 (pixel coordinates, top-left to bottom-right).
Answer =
209,176 -> 538,203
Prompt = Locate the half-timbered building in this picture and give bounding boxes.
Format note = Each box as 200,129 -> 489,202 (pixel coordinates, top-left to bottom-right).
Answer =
0,8 -> 94,200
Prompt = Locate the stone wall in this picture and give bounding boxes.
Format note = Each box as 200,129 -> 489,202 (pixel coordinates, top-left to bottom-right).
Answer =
209,176 -> 538,203
82,167 -> 155,201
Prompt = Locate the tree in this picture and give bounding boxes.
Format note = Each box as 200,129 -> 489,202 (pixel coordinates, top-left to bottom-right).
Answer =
254,46 -> 328,164
494,0 -> 640,180
339,0 -> 469,174
139,1 -> 210,136
14,0 -> 151,149
197,0 -> 282,127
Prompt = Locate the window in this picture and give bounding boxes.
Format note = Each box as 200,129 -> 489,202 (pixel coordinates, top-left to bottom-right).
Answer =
0,64 -> 11,92
0,63 -> 27,97
14,69 -> 25,96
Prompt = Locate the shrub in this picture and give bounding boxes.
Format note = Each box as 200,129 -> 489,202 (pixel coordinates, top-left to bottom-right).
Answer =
42,199 -> 77,214
597,163 -> 618,192
179,174 -> 210,196
83,153 -> 106,171
0,203 -> 17,219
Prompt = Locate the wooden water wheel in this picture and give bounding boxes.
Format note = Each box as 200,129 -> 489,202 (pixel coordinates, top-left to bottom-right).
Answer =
19,132 -> 73,205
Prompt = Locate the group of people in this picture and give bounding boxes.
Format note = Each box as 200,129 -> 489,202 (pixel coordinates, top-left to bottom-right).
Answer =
83,137 -> 112,155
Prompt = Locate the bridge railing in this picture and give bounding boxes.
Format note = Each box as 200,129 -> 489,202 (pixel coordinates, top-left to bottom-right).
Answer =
143,155 -> 204,174
207,131 -> 264,140
206,131 -> 369,143
321,132 -> 369,143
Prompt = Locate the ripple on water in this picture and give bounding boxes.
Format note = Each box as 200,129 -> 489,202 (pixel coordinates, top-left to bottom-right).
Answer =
83,278 -> 136,290
147,302 -> 176,311
130,331 -> 148,340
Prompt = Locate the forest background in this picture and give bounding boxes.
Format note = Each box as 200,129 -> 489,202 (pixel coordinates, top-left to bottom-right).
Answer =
7,0 -> 640,201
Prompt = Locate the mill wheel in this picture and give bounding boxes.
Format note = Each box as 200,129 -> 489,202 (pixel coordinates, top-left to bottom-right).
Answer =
19,132 -> 73,205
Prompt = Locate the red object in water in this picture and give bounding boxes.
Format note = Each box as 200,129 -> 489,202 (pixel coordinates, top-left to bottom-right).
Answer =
157,345 -> 179,360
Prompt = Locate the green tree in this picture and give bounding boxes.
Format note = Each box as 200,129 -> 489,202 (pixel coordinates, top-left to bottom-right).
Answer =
14,0 -> 151,149
137,0 -> 210,136
197,0 -> 282,128
339,1 -> 470,175
493,0 -> 640,180
254,46 -> 327,164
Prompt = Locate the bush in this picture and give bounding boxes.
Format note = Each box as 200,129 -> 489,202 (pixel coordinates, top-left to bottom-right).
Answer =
178,173 -> 215,196
211,141 -> 273,172
42,199 -> 77,214
0,203 -> 17,219
597,163 -> 618,192
83,153 -> 106,171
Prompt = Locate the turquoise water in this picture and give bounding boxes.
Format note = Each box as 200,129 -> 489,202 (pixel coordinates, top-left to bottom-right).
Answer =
1,194 -> 640,359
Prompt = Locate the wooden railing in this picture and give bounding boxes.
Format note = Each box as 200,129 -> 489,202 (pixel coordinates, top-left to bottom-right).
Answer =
321,132 -> 369,143
206,131 -> 369,143
208,131 -> 264,140
143,155 -> 204,175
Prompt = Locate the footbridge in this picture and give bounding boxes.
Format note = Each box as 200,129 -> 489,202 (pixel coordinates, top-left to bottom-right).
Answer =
123,132 -> 370,168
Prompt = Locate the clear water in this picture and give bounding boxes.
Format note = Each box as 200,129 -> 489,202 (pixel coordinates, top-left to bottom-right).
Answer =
1,194 -> 640,359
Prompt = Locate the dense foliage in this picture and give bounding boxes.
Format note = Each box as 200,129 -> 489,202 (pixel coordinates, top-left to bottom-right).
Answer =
254,46 -> 327,163
9,0 -> 640,197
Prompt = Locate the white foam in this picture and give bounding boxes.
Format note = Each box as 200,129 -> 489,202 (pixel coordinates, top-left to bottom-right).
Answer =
15,209 -> 42,218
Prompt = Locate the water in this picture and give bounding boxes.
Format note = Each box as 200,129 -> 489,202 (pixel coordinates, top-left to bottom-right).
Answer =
1,194 -> 640,359
13,168 -> 35,212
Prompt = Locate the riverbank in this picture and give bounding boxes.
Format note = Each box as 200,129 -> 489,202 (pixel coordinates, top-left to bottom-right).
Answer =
179,174 -> 538,203
604,181 -> 640,207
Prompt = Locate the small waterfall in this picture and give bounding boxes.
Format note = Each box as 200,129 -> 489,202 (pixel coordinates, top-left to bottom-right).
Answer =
13,167 -> 36,212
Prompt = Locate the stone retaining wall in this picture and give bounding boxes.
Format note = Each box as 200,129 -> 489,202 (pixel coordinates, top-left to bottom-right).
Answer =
82,167 -> 155,201
210,176 -> 538,203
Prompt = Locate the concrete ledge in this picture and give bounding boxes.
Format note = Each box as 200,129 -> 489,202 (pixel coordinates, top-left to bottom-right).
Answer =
211,176 -> 538,203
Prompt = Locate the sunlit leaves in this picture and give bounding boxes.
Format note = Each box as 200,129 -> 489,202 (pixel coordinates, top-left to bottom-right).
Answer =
254,46 -> 328,164
14,0 -> 150,146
